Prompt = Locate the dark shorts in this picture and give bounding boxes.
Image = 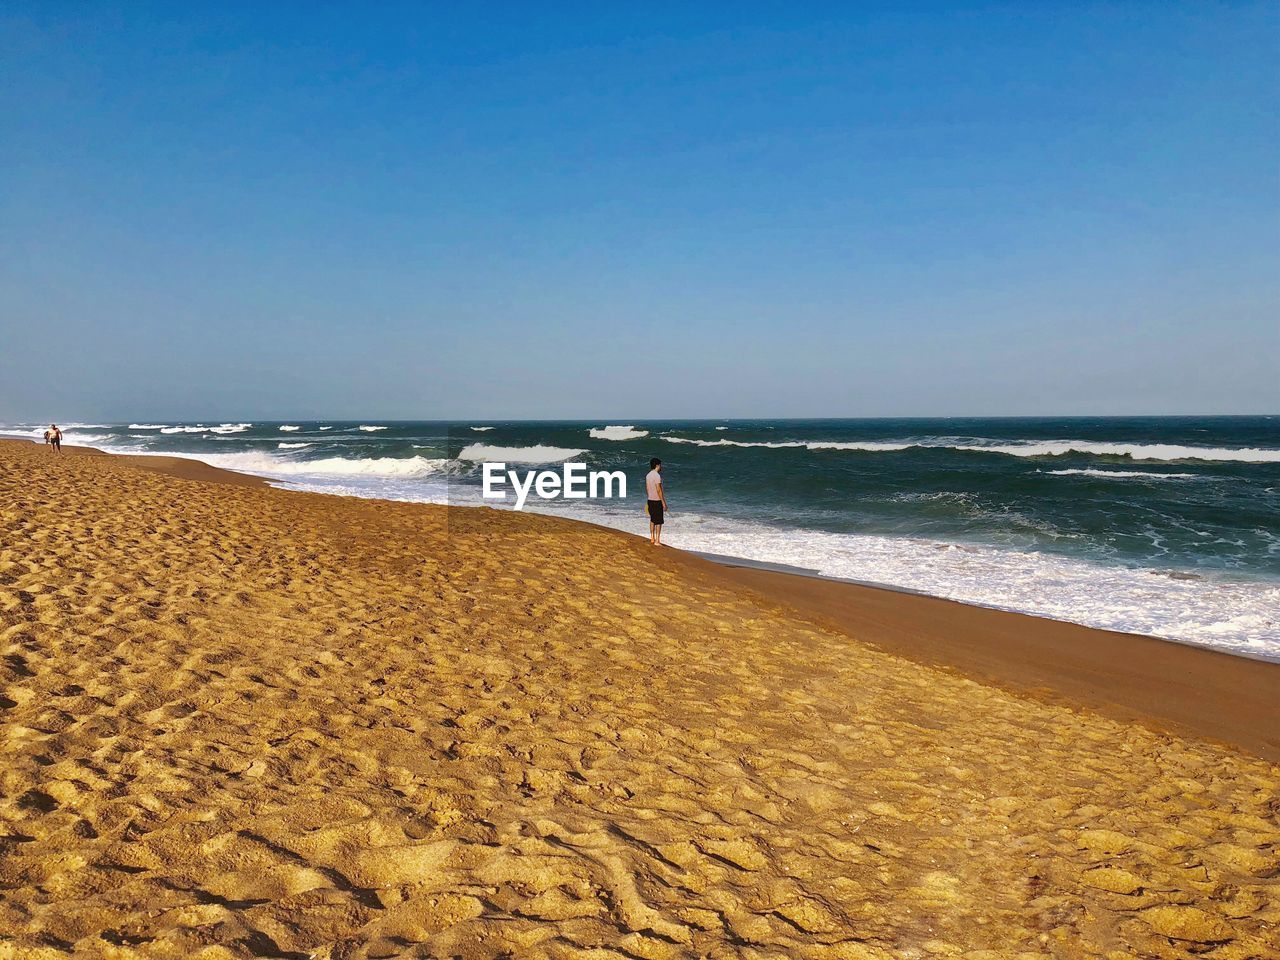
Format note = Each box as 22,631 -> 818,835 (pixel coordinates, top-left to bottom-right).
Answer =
647,499 -> 664,525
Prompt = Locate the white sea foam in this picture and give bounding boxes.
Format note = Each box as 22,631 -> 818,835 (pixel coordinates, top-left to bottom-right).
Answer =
6,425 -> 113,444
115,449 -> 450,479
279,425 -> 301,432
358,425 -> 387,432
457,443 -> 587,463
265,478 -> 452,507
588,425 -> 650,441
663,437 -> 912,451
319,426 -> 333,431
158,422 -> 252,435
470,426 -> 495,432
35,422 -> 115,430
278,442 -> 313,449
661,435 -> 1280,462
664,437 -> 797,448
128,423 -> 168,430
277,455 -> 446,476
716,426 -> 728,430
806,441 -> 917,451
1044,468 -> 1199,480
956,440 -> 1280,462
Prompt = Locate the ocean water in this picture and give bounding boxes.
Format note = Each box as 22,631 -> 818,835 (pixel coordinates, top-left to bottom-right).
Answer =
9,417 -> 1279,658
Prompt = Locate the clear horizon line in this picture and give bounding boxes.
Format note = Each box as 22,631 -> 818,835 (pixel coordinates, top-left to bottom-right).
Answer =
11,412 -> 1278,423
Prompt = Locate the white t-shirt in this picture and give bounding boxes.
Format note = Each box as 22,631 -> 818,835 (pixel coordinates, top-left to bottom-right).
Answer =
645,469 -> 663,500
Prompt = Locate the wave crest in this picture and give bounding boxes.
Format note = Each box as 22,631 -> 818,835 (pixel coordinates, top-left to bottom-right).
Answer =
970,441 -> 1280,463
662,436 -> 1280,462
458,443 -> 586,463
281,455 -> 446,477
1043,468 -> 1198,480
663,437 -> 911,451
159,422 -> 252,435
589,425 -> 649,441
141,451 -> 450,478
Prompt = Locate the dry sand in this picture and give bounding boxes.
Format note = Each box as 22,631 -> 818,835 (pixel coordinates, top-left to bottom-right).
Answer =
1,439 -> 1277,958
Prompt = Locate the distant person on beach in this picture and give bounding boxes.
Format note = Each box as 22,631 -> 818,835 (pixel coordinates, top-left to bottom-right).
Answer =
45,424 -> 62,453
645,457 -> 667,546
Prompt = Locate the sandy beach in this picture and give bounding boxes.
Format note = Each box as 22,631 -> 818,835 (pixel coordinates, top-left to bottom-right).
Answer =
2,438 -> 1277,958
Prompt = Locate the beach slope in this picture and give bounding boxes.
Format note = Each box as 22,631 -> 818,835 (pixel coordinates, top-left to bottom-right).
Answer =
1,441 -> 1276,958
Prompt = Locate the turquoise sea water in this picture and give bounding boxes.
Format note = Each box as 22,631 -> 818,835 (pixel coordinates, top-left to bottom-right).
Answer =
10,416 -> 1278,657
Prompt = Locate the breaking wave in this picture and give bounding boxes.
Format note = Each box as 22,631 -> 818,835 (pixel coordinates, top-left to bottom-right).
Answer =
1044,468 -> 1199,480
661,436 -> 1280,462
957,441 -> 1280,463
458,443 -> 587,463
589,425 -> 650,441
125,450 -> 451,479
159,423 -> 252,435
663,437 -> 912,451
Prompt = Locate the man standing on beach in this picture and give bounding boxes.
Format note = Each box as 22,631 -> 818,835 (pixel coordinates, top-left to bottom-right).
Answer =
645,457 -> 667,546
46,424 -> 62,453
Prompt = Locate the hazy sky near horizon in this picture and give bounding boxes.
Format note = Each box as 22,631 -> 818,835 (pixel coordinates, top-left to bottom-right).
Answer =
2,2 -> 1277,420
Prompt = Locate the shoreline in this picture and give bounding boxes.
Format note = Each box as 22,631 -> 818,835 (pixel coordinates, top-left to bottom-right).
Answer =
692,549 -> 1280,665
8,435 -> 1278,761
8,434 -> 1273,664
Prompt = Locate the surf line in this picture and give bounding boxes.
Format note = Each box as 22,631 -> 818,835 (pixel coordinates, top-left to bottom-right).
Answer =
482,462 -> 627,511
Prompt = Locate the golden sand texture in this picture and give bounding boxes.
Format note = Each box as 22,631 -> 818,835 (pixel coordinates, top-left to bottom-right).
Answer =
0,442 -> 1277,959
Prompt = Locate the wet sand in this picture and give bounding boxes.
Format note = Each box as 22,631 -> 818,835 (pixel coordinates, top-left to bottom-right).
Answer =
693,558 -> 1280,762
2,438 -> 1276,958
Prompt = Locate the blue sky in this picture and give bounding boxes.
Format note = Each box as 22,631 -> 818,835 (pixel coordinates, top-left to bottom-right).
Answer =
2,2 -> 1276,419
